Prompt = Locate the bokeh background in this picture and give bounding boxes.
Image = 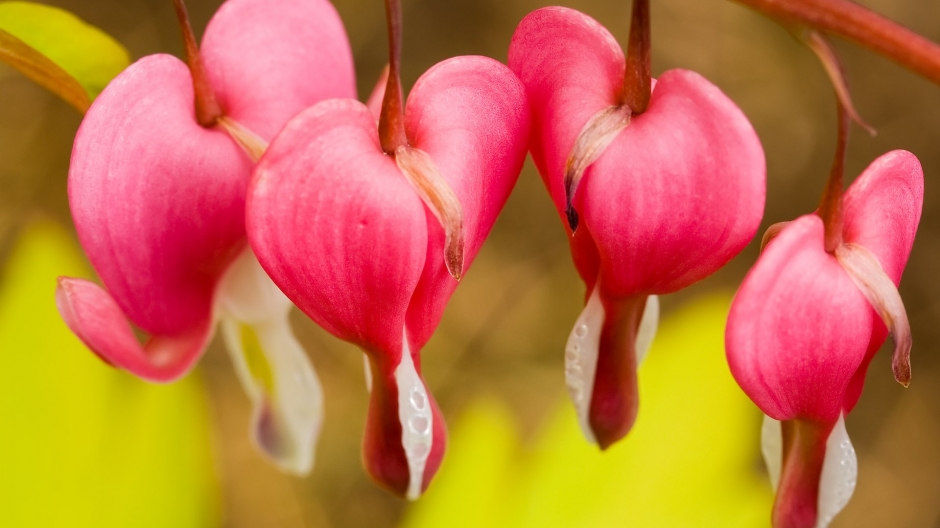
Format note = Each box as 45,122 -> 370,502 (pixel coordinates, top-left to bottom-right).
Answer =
2,0 -> 940,526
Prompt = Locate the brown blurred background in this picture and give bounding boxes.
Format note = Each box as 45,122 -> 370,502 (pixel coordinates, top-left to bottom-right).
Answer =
2,0 -> 940,526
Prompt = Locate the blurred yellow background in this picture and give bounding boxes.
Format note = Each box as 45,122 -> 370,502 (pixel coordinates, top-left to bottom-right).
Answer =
2,1 -> 940,527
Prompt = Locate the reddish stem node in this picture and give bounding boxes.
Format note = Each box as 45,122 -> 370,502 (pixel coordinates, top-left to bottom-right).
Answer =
734,0 -> 940,86
379,0 -> 408,153
172,0 -> 222,127
621,0 -> 652,114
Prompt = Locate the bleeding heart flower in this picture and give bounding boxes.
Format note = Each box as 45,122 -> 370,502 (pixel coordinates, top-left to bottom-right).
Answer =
726,147 -> 923,528
54,0 -> 355,474
246,0 -> 530,498
508,4 -> 765,448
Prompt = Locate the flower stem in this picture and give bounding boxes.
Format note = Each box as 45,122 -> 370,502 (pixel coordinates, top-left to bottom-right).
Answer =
734,0 -> 940,86
817,93 -> 849,254
621,0 -> 651,114
379,0 -> 408,153
172,0 -> 222,127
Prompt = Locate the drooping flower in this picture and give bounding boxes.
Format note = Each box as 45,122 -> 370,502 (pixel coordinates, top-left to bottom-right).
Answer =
246,0 -> 530,498
508,4 -> 765,448
726,148 -> 923,528
54,0 -> 355,474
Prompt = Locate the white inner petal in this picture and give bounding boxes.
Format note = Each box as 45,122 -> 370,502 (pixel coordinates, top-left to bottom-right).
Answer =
635,295 -> 659,366
217,248 -> 292,324
364,353 -> 373,392
216,249 -> 324,475
565,289 -> 658,444
817,415 -> 857,528
761,414 -> 783,491
760,414 -> 857,528
396,329 -> 433,500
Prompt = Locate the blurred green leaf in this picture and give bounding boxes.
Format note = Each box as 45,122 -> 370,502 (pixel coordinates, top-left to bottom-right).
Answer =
0,221 -> 219,528
0,1 -> 130,107
401,294 -> 773,528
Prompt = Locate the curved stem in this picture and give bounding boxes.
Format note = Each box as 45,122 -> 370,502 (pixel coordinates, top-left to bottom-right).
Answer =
173,0 -> 222,127
621,0 -> 651,114
379,0 -> 408,153
817,98 -> 849,253
734,0 -> 940,86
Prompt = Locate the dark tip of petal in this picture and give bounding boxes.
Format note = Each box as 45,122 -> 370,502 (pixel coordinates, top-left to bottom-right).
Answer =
394,146 -> 465,280
563,105 -> 631,232
445,234 -> 464,281
893,339 -> 912,388
566,204 -> 580,233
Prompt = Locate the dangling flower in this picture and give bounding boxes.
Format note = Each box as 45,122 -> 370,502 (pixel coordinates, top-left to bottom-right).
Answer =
726,27 -> 925,526
727,100 -> 922,527
246,0 -> 530,498
508,4 -> 765,448
54,0 -> 355,474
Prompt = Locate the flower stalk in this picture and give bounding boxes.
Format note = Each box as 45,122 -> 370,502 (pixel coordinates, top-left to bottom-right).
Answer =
621,0 -> 651,114
734,0 -> 940,86
379,0 -> 407,153
172,0 -> 222,127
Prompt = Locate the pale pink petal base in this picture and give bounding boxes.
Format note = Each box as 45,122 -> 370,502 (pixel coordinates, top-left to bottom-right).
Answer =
56,277 -> 211,382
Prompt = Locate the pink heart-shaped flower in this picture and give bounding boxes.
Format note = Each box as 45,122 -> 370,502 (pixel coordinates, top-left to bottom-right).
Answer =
509,6 -> 765,448
248,55 -> 530,497
726,150 -> 923,528
56,0 -> 355,474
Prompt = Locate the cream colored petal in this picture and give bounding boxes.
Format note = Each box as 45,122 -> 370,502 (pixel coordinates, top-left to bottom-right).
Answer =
216,249 -> 323,475
397,329 -> 434,500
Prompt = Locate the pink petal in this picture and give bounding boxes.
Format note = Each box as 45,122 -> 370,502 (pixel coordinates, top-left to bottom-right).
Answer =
842,150 -> 923,283
509,6 -> 764,296
508,6 -> 623,221
68,54 -> 250,344
772,418 -> 833,528
201,0 -> 356,141
582,69 -> 765,295
726,215 -> 873,423
248,98 -> 428,357
840,150 -> 922,411
402,56 -> 530,350
56,277 -> 211,381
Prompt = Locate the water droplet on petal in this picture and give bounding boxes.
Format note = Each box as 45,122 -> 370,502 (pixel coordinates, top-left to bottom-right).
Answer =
409,442 -> 429,460
410,388 -> 427,411
575,324 -> 588,338
409,416 -> 430,435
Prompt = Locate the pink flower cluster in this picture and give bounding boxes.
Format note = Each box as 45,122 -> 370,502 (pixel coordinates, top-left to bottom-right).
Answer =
53,0 -> 924,524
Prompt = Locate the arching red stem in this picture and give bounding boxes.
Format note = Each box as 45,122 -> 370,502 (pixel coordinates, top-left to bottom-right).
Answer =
734,0 -> 940,86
